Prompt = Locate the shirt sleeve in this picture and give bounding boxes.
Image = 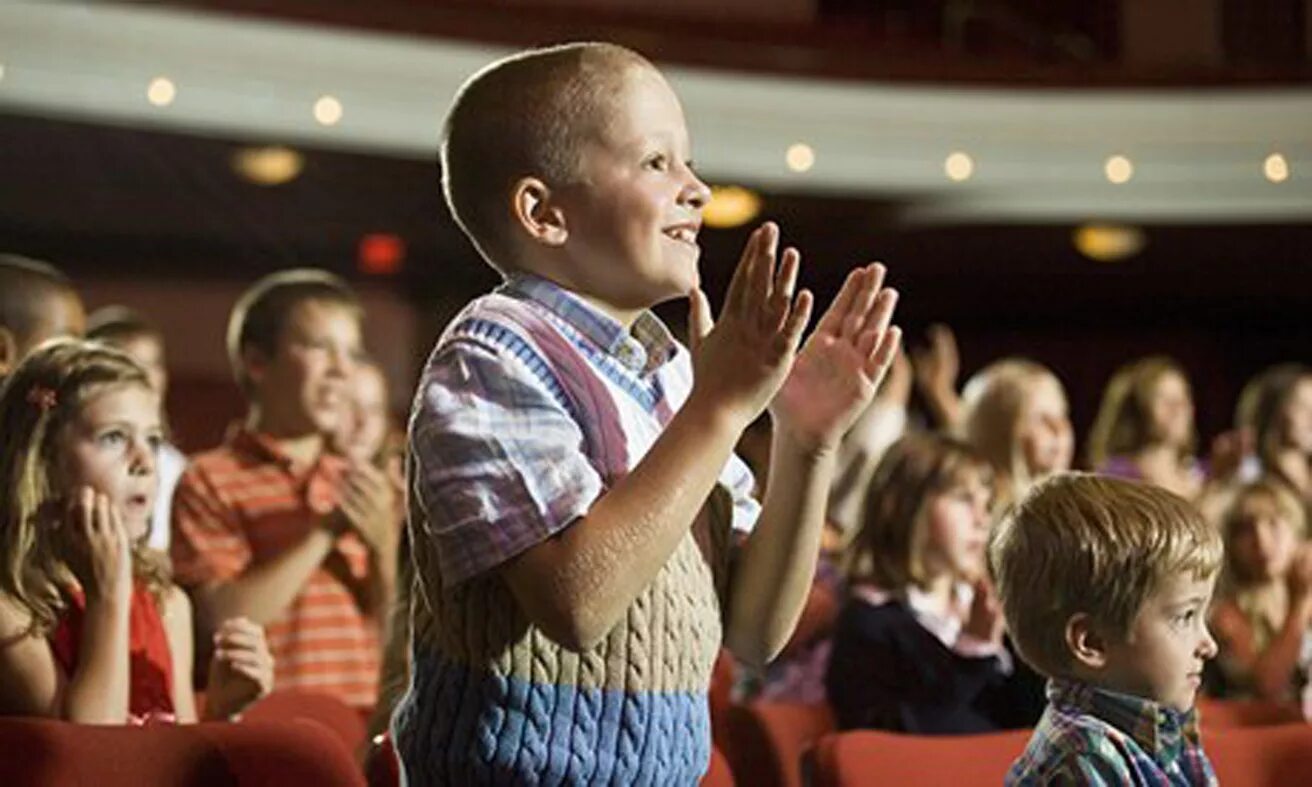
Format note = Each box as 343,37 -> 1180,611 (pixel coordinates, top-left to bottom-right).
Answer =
169,463 -> 251,587
410,338 -> 605,587
1041,750 -> 1136,786
719,450 -> 760,536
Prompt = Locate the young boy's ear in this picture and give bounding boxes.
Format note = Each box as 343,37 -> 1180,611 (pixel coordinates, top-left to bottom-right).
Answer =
0,326 -> 17,376
511,176 -> 568,247
241,345 -> 271,388
1065,612 -> 1110,670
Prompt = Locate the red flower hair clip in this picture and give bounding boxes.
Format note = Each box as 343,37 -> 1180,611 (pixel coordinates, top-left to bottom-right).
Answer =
26,385 -> 57,412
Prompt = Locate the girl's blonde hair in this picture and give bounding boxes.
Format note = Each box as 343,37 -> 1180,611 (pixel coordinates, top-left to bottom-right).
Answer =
844,432 -> 992,590
958,358 -> 1064,510
1086,356 -> 1195,470
1236,364 -> 1312,479
0,339 -> 169,635
1220,477 -> 1306,586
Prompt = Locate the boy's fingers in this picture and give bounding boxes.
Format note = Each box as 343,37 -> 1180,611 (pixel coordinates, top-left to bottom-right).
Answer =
814,267 -> 864,338
860,288 -> 899,348
864,326 -> 903,379
723,225 -> 761,319
687,288 -> 714,347
842,264 -> 886,341
780,290 -> 814,353
749,223 -> 779,320
764,247 -> 799,335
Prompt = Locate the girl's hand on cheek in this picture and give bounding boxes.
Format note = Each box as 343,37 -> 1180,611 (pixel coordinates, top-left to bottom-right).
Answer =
61,486 -> 132,605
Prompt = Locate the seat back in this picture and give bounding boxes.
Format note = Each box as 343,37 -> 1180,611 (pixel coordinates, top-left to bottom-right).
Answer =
241,689 -> 368,755
808,728 -> 1030,787
1196,697 -> 1303,728
1206,722 -> 1312,787
726,701 -> 835,787
700,744 -> 736,787
0,718 -> 364,787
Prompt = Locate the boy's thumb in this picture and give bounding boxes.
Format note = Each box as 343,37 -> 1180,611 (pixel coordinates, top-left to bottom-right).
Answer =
688,288 -> 713,349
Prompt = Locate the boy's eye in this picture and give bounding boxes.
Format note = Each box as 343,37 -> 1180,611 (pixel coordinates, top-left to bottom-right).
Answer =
645,153 -> 668,171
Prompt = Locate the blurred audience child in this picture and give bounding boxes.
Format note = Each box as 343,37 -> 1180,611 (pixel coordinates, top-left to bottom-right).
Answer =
170,269 -> 396,710
86,306 -> 186,553
397,42 -> 901,784
1087,356 -> 1204,499
0,254 -> 86,382
992,475 -> 1221,786
826,432 -> 1041,733
1209,479 -> 1312,706
1236,364 -> 1312,507
0,340 -> 271,723
959,358 -> 1074,512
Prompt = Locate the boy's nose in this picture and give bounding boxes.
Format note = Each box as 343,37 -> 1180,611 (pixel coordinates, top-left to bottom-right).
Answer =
681,169 -> 711,210
1198,625 -> 1219,659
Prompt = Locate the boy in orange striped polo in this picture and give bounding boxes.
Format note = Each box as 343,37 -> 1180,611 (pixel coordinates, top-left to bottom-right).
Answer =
170,269 -> 396,709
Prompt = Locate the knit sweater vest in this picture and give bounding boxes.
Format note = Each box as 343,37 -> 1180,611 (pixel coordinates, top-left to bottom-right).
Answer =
395,291 -> 734,786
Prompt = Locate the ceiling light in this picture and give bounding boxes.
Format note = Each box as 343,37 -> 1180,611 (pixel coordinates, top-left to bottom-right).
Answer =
146,77 -> 176,107
944,152 -> 974,182
786,143 -> 815,173
314,95 -> 343,126
703,186 -> 763,229
1073,223 -> 1145,262
1104,155 -> 1133,184
1264,153 -> 1289,183
232,145 -> 304,186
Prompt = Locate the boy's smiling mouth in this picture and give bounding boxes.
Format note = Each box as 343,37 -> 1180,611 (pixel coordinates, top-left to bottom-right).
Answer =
662,222 -> 700,246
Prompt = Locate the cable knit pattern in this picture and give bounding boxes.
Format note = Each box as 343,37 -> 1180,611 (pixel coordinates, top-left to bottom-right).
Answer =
395,285 -> 741,786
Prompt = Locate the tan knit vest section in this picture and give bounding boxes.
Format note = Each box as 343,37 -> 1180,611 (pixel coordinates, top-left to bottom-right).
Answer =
411,484 -> 735,695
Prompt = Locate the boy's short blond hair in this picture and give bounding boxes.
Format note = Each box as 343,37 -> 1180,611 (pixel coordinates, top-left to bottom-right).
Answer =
989,473 -> 1221,678
440,42 -> 653,273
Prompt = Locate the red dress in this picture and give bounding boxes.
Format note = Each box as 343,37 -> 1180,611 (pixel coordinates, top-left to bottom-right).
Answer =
49,584 -> 176,724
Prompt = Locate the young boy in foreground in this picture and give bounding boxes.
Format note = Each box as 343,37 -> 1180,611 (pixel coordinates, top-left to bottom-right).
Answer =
396,42 -> 901,784
991,474 -> 1222,785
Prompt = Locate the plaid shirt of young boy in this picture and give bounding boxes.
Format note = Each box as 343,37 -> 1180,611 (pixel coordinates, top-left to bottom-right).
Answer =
1006,679 -> 1217,786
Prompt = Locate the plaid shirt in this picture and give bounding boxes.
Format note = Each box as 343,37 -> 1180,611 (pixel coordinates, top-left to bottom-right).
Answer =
409,273 -> 759,587
1007,679 -> 1216,786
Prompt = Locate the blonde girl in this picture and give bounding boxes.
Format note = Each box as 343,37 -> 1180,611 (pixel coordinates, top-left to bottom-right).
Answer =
958,359 -> 1074,512
1087,356 -> 1203,499
1210,478 -> 1312,703
0,339 -> 272,723
825,432 -> 1042,733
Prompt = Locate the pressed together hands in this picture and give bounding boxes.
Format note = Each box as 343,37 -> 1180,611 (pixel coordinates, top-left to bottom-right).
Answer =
687,222 -> 903,456
60,487 -> 273,720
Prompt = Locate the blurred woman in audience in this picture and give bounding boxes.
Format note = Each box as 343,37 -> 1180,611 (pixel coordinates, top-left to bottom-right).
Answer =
0,340 -> 271,724
825,432 -> 1042,734
1087,356 -> 1204,499
958,359 -> 1073,511
1209,478 -> 1312,707
85,306 -> 186,554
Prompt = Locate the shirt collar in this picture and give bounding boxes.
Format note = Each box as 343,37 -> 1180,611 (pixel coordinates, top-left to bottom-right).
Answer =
228,427 -> 343,476
1047,677 -> 1200,758
502,273 -> 679,375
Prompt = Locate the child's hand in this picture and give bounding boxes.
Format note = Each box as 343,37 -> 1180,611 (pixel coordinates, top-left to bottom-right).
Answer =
769,262 -> 901,454
328,461 -> 398,556
687,222 -> 813,429
60,487 -> 132,605
963,579 -> 1006,645
205,617 -> 274,719
1286,544 -> 1312,606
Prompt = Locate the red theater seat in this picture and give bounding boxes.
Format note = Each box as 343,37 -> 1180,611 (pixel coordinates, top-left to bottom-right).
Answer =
700,744 -> 735,786
727,701 -> 835,787
1196,697 -> 1303,728
808,728 -> 1030,787
1205,722 -> 1312,787
0,718 -> 364,787
240,690 -> 368,755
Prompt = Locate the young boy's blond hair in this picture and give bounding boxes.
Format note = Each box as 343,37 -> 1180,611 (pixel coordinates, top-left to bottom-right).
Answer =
989,473 -> 1222,678
440,42 -> 651,272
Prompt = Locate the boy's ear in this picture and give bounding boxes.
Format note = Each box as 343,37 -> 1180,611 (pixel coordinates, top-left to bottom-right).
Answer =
0,327 -> 17,376
1066,612 -> 1109,670
241,345 -> 270,388
511,176 -> 568,247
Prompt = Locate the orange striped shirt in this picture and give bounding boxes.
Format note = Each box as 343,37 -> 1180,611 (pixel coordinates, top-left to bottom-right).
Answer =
170,430 -> 380,709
